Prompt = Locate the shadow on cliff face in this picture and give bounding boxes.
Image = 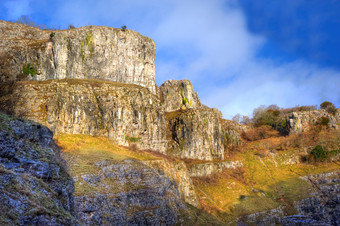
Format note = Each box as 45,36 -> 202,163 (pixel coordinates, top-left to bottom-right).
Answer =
0,112 -> 77,225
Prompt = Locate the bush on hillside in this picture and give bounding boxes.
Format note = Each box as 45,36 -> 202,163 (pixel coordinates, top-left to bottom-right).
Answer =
241,125 -> 279,141
320,101 -> 336,115
316,116 -> 330,127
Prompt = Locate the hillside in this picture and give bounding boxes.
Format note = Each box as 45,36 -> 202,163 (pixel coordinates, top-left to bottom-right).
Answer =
0,20 -> 339,225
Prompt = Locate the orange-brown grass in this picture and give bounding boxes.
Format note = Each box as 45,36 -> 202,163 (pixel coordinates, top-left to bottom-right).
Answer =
241,125 -> 279,141
55,133 -> 161,162
191,144 -> 340,223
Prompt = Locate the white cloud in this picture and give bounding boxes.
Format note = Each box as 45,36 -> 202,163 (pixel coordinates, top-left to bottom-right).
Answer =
152,0 -> 264,82
202,60 -> 340,119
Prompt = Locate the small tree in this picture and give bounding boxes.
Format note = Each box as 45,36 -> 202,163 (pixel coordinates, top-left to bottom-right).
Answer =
121,25 -> 127,31
68,24 -> 76,29
232,114 -> 241,124
320,101 -> 336,114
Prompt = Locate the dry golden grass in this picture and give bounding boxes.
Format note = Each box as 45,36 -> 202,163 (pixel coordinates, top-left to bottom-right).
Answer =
191,137 -> 340,223
55,133 -> 160,162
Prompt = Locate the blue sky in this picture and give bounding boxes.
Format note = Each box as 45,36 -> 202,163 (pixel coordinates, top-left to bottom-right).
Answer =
1,0 -> 339,119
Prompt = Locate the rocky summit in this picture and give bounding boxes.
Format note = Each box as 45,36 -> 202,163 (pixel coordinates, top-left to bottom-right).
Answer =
0,20 -> 340,225
0,20 -> 156,93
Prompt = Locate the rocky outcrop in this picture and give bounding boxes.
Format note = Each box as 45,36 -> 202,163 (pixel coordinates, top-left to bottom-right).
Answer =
166,108 -> 225,161
188,160 -> 243,177
159,79 -> 201,112
237,171 -> 340,226
0,79 -> 167,153
0,113 -> 76,225
221,119 -> 243,147
287,109 -> 340,134
295,171 -> 340,225
0,20 -> 156,93
144,160 -> 198,206
73,159 -> 186,225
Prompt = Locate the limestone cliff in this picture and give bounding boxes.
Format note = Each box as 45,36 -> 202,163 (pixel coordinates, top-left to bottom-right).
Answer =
0,79 -> 167,153
159,79 -> 201,112
166,108 -> 225,161
287,109 -> 340,134
0,113 -> 77,225
0,20 -> 156,93
159,80 -> 226,161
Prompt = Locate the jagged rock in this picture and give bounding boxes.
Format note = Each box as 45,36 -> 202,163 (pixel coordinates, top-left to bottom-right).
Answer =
221,119 -> 243,147
144,159 -> 198,206
295,171 -> 340,226
287,109 -> 340,134
166,108 -> 225,161
188,161 -> 243,177
74,159 -> 186,225
159,79 -> 201,112
0,20 -> 156,93
0,113 -> 77,225
238,171 -> 340,226
0,79 -> 167,153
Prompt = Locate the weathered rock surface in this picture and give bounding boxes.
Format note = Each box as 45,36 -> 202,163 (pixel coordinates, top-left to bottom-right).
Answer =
144,159 -> 198,206
159,79 -> 201,112
0,79 -> 167,153
166,108 -> 225,161
73,159 -> 186,225
0,20 -> 156,93
287,109 -> 340,134
0,113 -> 76,225
221,119 -> 243,147
238,171 -> 340,226
188,160 -> 243,177
295,171 -> 340,226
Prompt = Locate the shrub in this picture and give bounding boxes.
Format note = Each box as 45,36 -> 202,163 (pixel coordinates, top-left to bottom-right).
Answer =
241,125 -> 278,141
22,63 -> 37,77
252,105 -> 280,127
50,32 -> 55,39
68,24 -> 76,29
310,145 -> 328,161
121,25 -> 127,31
317,116 -> 330,127
320,101 -> 336,114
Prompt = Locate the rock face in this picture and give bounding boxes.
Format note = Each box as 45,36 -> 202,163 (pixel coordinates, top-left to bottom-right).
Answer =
188,161 -> 243,177
73,159 -> 186,225
0,79 -> 167,153
160,79 -> 225,161
287,109 -> 340,134
166,108 -> 225,161
294,171 -> 340,226
221,119 -> 242,147
0,113 -> 76,225
144,160 -> 198,206
159,79 -> 202,112
0,20 -> 156,93
238,171 -> 340,226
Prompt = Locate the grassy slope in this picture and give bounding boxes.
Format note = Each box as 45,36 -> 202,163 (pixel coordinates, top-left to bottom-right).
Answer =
55,133 -> 224,225
191,133 -> 340,223
55,131 -> 340,224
